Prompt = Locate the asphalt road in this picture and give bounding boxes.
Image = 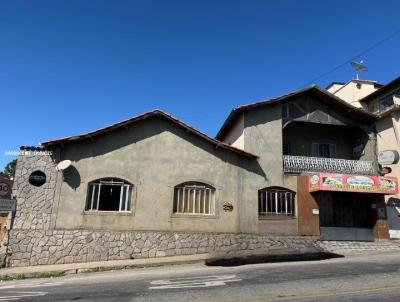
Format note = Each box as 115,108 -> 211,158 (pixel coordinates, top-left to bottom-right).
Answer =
1,251 -> 400,302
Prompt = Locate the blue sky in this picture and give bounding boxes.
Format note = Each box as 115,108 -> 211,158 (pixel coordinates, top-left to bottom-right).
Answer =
1,0 -> 400,170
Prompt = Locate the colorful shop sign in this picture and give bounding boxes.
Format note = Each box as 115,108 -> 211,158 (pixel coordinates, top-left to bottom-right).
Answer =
309,173 -> 398,194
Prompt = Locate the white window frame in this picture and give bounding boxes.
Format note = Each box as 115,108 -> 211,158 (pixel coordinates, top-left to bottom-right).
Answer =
173,182 -> 215,216
86,178 -> 132,213
258,187 -> 295,216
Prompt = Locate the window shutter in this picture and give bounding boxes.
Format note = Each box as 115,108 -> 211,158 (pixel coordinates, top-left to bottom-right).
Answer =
329,144 -> 337,158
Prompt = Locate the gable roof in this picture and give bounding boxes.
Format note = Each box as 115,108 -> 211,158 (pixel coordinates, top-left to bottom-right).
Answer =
41,109 -> 258,159
215,85 -> 376,141
360,76 -> 400,103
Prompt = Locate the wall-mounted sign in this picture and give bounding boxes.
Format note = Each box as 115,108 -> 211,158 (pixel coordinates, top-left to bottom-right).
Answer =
0,182 -> 10,197
28,171 -> 46,187
309,172 -> 398,195
378,150 -> 399,165
0,198 -> 16,212
223,202 -> 234,212
312,208 -> 319,215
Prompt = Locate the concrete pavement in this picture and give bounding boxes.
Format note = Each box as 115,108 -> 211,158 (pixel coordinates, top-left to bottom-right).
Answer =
0,251 -> 399,301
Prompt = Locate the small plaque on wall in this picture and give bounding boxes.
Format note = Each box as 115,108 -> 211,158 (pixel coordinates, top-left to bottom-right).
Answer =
223,202 -> 234,212
312,208 -> 319,215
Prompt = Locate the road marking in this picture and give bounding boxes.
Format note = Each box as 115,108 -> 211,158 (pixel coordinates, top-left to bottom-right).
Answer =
0,291 -> 48,301
0,281 -> 63,301
149,274 -> 241,289
0,281 -> 63,290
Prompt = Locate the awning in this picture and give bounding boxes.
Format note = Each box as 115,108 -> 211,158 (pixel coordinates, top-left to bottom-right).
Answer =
309,172 -> 398,194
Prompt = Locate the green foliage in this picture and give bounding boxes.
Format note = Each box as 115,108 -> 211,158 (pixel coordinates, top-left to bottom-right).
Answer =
2,159 -> 17,179
0,271 -> 65,281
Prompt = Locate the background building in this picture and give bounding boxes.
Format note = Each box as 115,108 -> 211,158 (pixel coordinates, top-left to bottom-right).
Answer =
329,76 -> 400,239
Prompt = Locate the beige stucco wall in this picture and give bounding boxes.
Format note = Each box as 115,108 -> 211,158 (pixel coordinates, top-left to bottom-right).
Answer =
376,114 -> 400,190
221,113 -> 244,149
242,104 -> 299,235
375,113 -> 400,238
54,117 -> 267,234
330,81 -> 378,109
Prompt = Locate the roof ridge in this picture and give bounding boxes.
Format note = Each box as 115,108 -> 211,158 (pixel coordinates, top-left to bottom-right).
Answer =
41,109 -> 258,159
215,85 -> 376,140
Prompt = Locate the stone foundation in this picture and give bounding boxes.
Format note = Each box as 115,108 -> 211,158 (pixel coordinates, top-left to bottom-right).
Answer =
6,229 -> 320,267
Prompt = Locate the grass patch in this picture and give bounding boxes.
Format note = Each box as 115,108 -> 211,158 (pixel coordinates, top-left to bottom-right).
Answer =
0,271 -> 65,282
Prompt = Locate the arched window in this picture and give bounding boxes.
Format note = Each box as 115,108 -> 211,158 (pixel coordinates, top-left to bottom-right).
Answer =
85,178 -> 132,212
173,182 -> 215,215
258,187 -> 295,216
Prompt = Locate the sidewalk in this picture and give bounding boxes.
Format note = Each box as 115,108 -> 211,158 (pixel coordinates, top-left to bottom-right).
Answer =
2,242 -> 397,278
0,246 -> 337,278
0,254 -> 209,277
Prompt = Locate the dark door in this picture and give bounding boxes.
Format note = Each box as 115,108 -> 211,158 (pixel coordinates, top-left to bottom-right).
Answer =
318,192 -> 374,241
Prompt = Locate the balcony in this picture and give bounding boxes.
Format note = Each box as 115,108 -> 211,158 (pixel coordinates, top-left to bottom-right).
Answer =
283,155 -> 375,175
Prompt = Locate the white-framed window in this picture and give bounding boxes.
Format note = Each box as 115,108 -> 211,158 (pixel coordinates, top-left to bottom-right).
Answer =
85,178 -> 132,212
312,143 -> 336,158
258,187 -> 295,216
173,182 -> 215,215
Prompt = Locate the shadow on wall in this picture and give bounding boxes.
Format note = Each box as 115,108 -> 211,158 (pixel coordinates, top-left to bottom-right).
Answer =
54,116 -> 267,179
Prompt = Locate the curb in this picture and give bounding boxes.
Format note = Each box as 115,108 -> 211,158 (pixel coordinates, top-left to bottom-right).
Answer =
0,254 -> 209,280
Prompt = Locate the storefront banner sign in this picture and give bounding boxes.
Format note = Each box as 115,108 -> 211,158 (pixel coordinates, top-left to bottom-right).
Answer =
309,173 -> 398,194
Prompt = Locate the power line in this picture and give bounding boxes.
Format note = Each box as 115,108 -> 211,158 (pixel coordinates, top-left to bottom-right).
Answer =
303,28 -> 400,87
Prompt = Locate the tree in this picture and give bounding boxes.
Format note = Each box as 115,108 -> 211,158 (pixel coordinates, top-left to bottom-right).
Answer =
2,159 -> 17,179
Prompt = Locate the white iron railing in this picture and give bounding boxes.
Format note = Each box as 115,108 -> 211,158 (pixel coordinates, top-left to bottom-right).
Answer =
283,155 -> 375,175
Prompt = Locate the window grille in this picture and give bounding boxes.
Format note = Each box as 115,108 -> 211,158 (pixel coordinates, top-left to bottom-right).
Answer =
258,187 -> 295,216
86,178 -> 132,212
173,182 -> 215,215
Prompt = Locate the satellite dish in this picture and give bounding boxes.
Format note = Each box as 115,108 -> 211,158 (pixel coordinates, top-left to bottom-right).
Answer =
56,160 -> 72,171
350,61 -> 368,79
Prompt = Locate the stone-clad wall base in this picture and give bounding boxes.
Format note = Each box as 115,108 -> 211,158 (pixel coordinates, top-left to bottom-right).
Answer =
6,229 -> 321,267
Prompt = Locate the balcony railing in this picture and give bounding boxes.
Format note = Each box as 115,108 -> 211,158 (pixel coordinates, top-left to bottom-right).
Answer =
283,155 -> 375,175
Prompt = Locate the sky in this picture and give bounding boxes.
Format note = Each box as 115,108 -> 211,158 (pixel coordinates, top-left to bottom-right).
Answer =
1,0 -> 400,170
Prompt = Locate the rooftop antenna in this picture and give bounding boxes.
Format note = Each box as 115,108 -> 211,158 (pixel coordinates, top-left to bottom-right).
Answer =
350,60 -> 368,80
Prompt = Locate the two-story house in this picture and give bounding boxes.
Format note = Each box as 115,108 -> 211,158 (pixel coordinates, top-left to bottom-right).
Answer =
217,85 -> 396,241
5,85 -> 398,267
